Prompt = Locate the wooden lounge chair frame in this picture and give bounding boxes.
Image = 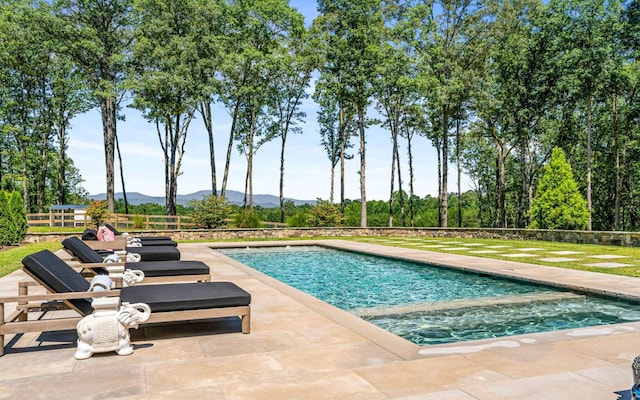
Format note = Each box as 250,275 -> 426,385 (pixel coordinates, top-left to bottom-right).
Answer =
0,265 -> 250,357
61,237 -> 210,284
70,261 -> 211,285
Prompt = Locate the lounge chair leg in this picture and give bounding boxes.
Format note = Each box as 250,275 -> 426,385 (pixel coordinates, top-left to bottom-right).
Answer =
1,302 -> 4,356
241,313 -> 250,334
18,283 -> 27,322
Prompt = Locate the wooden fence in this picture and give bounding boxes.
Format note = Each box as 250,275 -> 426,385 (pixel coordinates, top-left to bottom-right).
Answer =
27,212 -> 195,230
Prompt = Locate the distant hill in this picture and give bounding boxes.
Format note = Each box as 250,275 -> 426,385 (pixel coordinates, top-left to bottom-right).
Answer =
87,189 -> 316,208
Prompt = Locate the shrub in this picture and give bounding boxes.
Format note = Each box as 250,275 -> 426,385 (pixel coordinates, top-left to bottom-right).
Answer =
234,209 -> 262,228
132,215 -> 145,229
187,194 -> 231,229
86,200 -> 110,228
286,210 -> 309,227
307,199 -> 343,227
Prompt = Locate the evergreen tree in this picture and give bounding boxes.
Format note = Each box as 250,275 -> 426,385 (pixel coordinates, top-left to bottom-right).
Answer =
0,191 -> 14,245
9,191 -> 26,242
529,148 -> 589,230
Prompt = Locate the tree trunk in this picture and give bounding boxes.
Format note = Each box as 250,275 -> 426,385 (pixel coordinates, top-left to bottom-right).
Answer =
613,94 -> 620,231
586,95 -> 593,231
388,123 -> 396,228
248,121 -> 254,211
221,100 -> 241,199
39,129 -> 48,213
405,124 -> 415,227
456,118 -> 462,227
21,148 -> 28,212
394,116 -> 405,227
518,134 -> 527,228
57,125 -> 67,204
435,133 -> 442,227
496,148 -> 507,228
440,105 -> 449,228
115,132 -> 128,214
279,123 -> 288,223
99,97 -> 116,212
199,100 -> 217,196
330,164 -> 335,204
358,104 -> 367,228
339,106 -> 346,215
167,114 -> 179,217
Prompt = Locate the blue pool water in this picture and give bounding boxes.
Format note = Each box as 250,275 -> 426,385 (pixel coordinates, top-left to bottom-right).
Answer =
219,246 -> 640,345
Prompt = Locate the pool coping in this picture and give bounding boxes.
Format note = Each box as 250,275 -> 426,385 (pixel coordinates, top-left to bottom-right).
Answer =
209,239 -> 640,361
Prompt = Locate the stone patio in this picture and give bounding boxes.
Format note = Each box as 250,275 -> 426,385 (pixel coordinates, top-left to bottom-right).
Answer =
1,240 -> 640,399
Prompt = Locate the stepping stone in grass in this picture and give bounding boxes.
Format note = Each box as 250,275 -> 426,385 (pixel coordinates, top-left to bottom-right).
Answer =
502,253 -> 539,258
589,255 -> 629,259
584,262 -> 633,268
469,250 -> 501,254
440,247 -> 469,251
485,245 -> 512,249
539,257 -> 578,263
517,248 -> 546,252
550,251 -> 584,255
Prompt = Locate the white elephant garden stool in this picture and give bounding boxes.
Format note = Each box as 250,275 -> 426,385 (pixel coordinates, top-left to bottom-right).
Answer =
74,296 -> 151,360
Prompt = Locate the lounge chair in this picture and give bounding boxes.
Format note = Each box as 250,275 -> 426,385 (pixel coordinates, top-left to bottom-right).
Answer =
79,235 -> 181,261
104,223 -> 177,246
62,236 -> 209,284
0,250 -> 251,356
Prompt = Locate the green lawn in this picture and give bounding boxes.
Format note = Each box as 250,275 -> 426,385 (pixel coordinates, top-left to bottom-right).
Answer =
0,242 -> 62,277
349,236 -> 640,278
4,235 -> 640,280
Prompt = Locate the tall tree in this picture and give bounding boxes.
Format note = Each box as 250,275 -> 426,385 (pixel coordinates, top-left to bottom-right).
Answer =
49,0 -> 133,211
315,0 -> 384,227
406,0 -> 485,227
219,0 -> 302,204
555,0 -> 621,230
130,0 -> 201,216
267,25 -> 313,222
191,0 -> 227,196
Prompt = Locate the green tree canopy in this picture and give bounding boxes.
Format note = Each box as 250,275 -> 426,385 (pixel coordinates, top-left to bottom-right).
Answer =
529,147 -> 588,230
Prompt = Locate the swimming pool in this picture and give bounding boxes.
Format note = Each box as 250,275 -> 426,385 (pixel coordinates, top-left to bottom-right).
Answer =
219,245 -> 640,345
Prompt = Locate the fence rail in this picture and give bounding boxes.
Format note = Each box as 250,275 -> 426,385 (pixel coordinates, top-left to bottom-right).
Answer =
27,212 -> 195,230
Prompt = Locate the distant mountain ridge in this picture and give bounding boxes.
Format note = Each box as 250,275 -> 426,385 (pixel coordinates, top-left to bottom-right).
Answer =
87,189 -> 316,208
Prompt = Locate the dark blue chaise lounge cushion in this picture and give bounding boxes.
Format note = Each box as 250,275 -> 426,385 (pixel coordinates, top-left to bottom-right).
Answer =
22,250 -> 250,317
62,236 -> 208,277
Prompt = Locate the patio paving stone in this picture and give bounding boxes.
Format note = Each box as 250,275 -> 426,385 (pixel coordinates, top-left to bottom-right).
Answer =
3,240 -> 640,399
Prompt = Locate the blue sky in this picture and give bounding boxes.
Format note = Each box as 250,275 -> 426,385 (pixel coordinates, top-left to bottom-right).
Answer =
66,0 -> 465,201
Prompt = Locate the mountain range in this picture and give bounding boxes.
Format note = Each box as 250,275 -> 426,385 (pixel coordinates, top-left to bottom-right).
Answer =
87,190 -> 316,208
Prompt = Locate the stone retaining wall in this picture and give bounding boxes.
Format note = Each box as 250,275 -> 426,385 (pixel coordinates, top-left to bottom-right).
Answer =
23,227 -> 640,247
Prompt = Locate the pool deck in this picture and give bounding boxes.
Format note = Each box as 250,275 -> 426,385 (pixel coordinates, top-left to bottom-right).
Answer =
1,239 -> 640,399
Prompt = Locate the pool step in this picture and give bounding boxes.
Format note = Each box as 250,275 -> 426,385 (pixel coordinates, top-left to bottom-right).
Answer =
351,291 -> 585,318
